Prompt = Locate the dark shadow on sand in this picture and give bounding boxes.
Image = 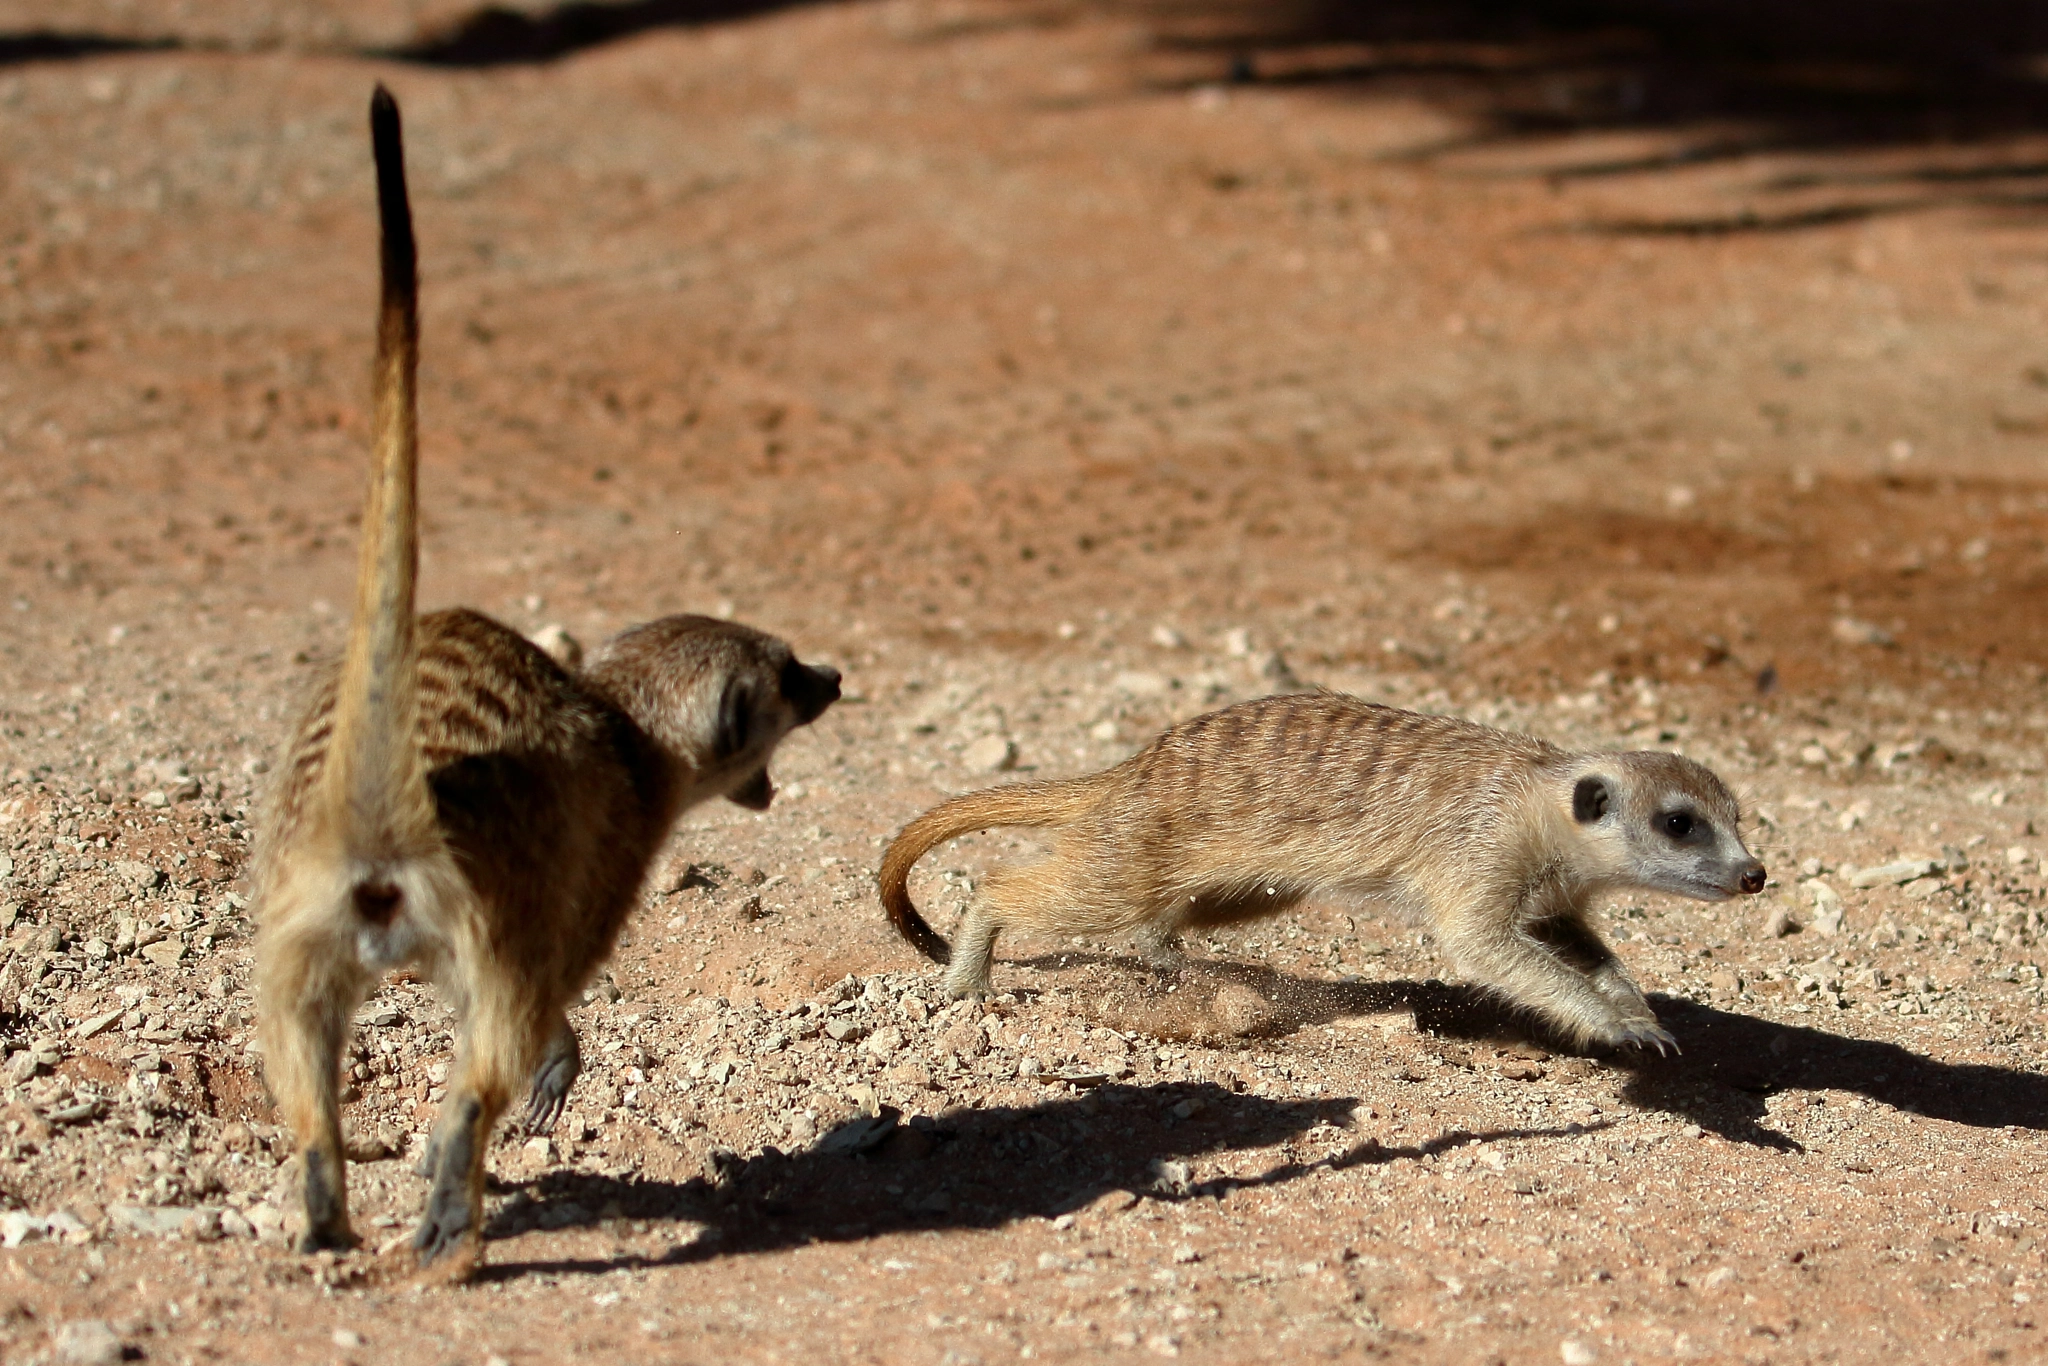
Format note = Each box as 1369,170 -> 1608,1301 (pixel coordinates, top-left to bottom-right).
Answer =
461,949 -> 2041,1280
378,0 -> 833,66
472,1078 -> 1600,1282
1130,0 -> 2048,229
1017,949 -> 2048,1153
0,32 -> 176,66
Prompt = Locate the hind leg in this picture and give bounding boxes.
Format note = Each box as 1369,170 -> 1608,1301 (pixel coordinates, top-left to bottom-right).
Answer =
943,906 -> 999,999
942,859 -> 1112,998
518,1014 -> 579,1134
942,864 -> 1044,999
414,981 -> 547,1272
257,923 -> 372,1253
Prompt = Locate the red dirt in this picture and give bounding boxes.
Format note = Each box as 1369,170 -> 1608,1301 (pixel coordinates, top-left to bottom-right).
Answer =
0,3 -> 2044,1363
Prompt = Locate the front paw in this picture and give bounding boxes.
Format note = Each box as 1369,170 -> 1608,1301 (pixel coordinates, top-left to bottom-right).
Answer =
520,1061 -> 576,1135
1607,1019 -> 1679,1057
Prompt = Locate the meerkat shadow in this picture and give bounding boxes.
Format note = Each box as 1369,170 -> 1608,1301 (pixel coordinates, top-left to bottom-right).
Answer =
470,1080 -> 1605,1283
1008,949 -> 1543,1047
1010,952 -> 2048,1152
468,1082 -> 1342,1280
1607,995 -> 2048,1149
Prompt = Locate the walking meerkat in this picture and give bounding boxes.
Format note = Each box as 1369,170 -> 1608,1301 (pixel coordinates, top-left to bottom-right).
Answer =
253,87 -> 839,1272
879,692 -> 1763,1052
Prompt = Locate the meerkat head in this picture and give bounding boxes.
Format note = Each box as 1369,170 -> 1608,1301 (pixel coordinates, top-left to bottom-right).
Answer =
1562,751 -> 1766,902
584,614 -> 839,812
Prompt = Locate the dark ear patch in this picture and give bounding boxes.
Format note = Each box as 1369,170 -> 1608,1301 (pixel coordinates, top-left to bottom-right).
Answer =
715,679 -> 752,760
1573,776 -> 1611,824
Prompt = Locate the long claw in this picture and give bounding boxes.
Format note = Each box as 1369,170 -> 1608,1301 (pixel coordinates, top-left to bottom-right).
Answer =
519,1025 -> 579,1135
1614,1021 -> 1679,1056
521,1086 -> 567,1135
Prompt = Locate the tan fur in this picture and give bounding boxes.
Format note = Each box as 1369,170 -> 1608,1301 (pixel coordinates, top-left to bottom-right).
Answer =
879,692 -> 1764,1053
252,88 -> 838,1271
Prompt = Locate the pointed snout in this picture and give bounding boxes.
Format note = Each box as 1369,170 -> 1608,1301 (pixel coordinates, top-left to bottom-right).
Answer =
784,660 -> 842,723
1736,860 -> 1767,895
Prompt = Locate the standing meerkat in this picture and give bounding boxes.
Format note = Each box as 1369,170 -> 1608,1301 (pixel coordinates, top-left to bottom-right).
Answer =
879,693 -> 1763,1052
253,87 -> 839,1272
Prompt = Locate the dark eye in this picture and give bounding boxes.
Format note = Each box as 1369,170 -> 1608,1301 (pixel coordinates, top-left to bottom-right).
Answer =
1660,811 -> 1695,840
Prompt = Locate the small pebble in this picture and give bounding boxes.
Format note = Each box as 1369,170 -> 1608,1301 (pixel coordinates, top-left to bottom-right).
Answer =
960,734 -> 1017,773
1830,617 -> 1892,647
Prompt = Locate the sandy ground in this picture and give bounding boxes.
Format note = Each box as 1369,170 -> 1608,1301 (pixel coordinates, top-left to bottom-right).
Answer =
0,1 -> 2045,1362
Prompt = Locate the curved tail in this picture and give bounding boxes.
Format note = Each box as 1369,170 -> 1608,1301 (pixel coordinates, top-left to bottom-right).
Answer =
878,776 -> 1104,964
319,86 -> 435,886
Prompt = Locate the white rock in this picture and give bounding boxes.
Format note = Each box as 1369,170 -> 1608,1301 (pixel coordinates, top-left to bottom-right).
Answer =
44,1210 -> 87,1243
1802,880 -> 1845,937
1849,859 -> 1940,889
862,1026 -> 905,1059
332,1329 -> 366,1349
112,860 -> 163,891
54,1319 -> 124,1366
0,1211 -> 44,1247
527,624 -> 583,669
1831,617 -> 1893,647
1559,1340 -> 1597,1366
1222,628 -> 1251,657
960,734 -> 1017,773
109,1204 -> 205,1238
1112,671 -> 1171,697
1150,624 -> 1187,650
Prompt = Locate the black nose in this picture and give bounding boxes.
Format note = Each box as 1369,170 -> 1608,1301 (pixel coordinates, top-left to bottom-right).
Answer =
785,661 -> 841,722
1738,862 -> 1767,895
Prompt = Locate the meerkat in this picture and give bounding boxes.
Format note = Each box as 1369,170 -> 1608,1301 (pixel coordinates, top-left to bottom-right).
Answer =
252,87 -> 839,1272
879,692 -> 1763,1052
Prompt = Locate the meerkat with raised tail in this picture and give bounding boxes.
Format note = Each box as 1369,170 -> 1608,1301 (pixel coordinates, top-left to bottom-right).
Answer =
253,87 -> 839,1273
879,693 -> 1762,1052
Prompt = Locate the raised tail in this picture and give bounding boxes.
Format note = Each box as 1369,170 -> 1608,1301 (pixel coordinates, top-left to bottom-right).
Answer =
319,85 -> 435,876
877,776 -> 1104,964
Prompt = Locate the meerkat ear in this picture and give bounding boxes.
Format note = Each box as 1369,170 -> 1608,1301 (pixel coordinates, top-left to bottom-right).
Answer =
715,679 -> 753,760
1572,776 -> 1611,824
